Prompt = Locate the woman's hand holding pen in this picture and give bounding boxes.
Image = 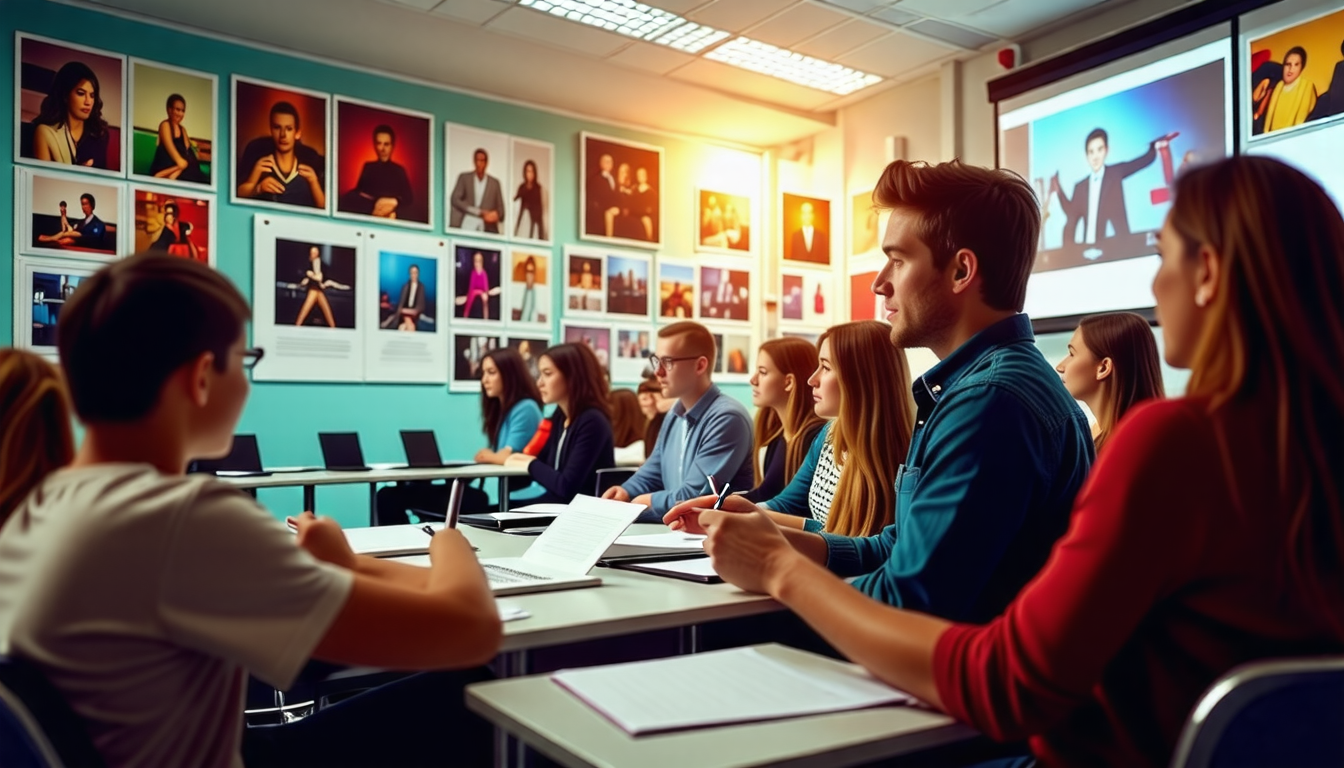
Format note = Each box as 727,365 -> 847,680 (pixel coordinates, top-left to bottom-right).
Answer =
663,492 -> 760,535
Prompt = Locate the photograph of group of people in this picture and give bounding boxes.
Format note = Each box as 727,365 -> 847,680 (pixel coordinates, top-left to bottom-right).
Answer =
696,189 -> 751,254
581,132 -> 662,249
1248,8 -> 1344,138
446,123 -> 554,244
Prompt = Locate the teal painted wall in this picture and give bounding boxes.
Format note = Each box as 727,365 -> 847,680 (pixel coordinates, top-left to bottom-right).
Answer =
2,0 -> 759,527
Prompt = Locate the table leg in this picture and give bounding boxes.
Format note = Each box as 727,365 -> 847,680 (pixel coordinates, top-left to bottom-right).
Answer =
369,483 -> 378,526
498,476 -> 509,514
678,625 -> 702,655
493,650 -> 532,768
303,484 -> 316,513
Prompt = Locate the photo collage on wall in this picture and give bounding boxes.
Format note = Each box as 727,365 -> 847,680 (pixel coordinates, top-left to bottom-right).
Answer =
774,189 -> 835,344
12,32 -> 221,358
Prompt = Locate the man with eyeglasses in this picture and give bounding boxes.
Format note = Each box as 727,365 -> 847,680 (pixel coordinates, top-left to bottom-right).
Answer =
603,321 -> 753,523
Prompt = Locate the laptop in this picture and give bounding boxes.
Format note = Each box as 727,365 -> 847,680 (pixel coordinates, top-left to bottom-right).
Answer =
399,495 -> 645,596
190,434 -> 269,477
396,430 -> 475,469
318,432 -> 373,472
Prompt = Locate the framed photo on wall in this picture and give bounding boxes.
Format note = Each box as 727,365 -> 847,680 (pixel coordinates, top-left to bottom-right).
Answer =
612,325 -> 654,383
363,229 -> 449,384
128,58 -> 217,189
231,76 -> 331,214
656,259 -> 696,320
580,132 -> 663,249
251,214 -> 365,382
695,188 -> 752,255
509,136 -> 554,245
1246,6 -> 1344,140
451,240 -> 504,322
132,184 -> 215,265
12,255 -> 101,359
507,336 -> 550,380
780,192 -> 832,267
779,269 -> 832,327
606,250 -> 651,319
451,330 -> 503,393
506,247 -> 550,328
562,322 -> 612,373
564,246 -> 606,316
445,123 -> 509,239
19,167 -> 126,260
334,96 -> 433,228
15,33 -> 126,178
698,265 -> 751,324
849,188 -> 882,257
708,327 -> 753,383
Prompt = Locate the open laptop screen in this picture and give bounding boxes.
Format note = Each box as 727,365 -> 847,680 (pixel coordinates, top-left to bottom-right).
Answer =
192,434 -> 263,473
318,432 -> 368,470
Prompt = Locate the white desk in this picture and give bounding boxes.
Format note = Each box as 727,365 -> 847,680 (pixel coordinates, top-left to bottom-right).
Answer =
466,643 -> 979,768
219,464 -> 530,518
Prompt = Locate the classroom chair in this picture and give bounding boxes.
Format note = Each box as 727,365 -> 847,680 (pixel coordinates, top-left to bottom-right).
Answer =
0,655 -> 104,768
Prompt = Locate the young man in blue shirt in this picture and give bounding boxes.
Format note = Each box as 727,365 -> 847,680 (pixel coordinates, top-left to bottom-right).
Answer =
668,160 -> 1095,624
604,321 -> 754,524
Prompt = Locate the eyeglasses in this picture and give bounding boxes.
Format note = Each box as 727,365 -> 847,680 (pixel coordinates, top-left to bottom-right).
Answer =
241,347 -> 265,370
648,354 -> 700,372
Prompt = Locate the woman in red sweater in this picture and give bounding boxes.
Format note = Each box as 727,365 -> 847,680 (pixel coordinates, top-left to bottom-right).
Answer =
695,156 -> 1344,767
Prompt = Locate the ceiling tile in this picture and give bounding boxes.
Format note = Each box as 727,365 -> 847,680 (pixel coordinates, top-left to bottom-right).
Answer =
379,0 -> 443,10
819,0 -> 897,12
687,0 -> 801,34
668,58 -> 839,110
835,29 -> 956,76
428,0 -> 511,24
744,3 -> 851,48
793,18 -> 892,59
870,6 -> 921,25
485,5 -> 632,57
652,0 -> 717,12
893,0 -> 1001,16
906,18 -> 998,48
605,41 -> 697,75
964,0 -> 1106,38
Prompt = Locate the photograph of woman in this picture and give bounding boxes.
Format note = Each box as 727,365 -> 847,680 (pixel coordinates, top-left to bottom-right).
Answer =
134,189 -> 211,263
26,54 -> 120,171
453,245 -> 502,321
149,94 -> 206,182
146,200 -> 198,260
295,245 -> 350,327
514,160 -> 545,240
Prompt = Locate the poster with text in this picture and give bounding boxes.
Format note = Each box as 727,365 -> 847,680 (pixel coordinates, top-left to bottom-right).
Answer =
252,215 -> 364,381
363,230 -> 448,383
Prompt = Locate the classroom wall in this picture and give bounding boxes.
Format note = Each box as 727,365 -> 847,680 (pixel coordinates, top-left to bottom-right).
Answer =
1,0 -> 762,527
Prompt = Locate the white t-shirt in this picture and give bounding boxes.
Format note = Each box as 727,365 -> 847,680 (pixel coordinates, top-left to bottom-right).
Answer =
0,464 -> 353,768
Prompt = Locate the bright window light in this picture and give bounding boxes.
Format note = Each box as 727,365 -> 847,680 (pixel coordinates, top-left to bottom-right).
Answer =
705,36 -> 884,95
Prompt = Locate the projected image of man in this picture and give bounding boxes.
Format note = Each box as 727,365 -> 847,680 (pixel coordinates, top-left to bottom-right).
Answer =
1051,128 -> 1168,246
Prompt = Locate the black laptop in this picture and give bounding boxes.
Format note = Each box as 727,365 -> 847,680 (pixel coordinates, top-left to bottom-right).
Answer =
398,430 -> 475,469
190,434 -> 269,477
318,432 -> 373,472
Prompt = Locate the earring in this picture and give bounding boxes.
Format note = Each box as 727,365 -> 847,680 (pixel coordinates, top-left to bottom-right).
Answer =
1195,290 -> 1209,308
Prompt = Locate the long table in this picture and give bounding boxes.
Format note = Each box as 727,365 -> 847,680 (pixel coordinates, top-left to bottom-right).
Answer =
218,463 -> 530,518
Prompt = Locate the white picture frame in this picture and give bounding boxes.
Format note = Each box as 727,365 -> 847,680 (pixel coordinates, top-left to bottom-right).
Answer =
579,131 -> 664,250
333,94 -> 435,230
444,122 -> 510,241
563,244 -> 607,317
230,75 -> 332,217
363,229 -> 450,384
129,181 -> 217,266
127,57 -> 218,191
17,166 -> 128,261
13,254 -> 102,359
509,136 -> 554,246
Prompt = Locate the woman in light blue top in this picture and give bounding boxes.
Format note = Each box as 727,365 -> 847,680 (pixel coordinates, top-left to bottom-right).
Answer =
474,348 -> 543,462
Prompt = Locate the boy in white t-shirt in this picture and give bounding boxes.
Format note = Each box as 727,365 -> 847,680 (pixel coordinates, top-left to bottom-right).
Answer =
0,255 -> 501,767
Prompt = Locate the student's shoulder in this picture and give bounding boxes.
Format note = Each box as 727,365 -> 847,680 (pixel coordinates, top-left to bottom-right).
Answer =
31,465 -> 256,530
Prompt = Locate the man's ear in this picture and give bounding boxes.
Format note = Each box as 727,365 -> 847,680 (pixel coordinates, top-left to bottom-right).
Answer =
948,248 -> 979,295
696,354 -> 712,377
1095,357 -> 1114,382
188,352 -> 215,408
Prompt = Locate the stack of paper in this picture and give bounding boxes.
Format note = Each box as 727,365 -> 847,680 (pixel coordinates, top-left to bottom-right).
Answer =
551,645 -> 913,735
343,523 -> 441,557
602,532 -> 706,560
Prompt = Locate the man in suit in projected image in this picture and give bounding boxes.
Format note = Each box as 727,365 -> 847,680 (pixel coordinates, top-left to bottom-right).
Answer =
1050,128 -> 1168,246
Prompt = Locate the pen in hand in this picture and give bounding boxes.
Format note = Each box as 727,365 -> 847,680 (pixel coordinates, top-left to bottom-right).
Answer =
711,482 -> 731,510
425,523 -> 479,551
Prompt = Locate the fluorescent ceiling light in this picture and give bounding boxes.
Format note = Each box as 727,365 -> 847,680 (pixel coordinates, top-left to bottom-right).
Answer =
518,0 -> 724,51
705,37 -> 884,95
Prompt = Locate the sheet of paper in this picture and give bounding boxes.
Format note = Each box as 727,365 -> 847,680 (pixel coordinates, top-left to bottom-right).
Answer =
604,532 -> 706,558
522,495 -> 644,573
343,524 -> 435,556
552,646 -> 913,735
510,503 -> 571,514
475,511 -> 560,521
630,557 -> 718,578
496,601 -> 531,622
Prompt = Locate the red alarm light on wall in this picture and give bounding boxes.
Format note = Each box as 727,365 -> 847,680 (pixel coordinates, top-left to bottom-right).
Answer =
997,44 -> 1021,70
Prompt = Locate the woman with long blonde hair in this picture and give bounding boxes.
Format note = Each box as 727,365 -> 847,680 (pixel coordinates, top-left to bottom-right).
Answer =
741,337 -> 826,503
0,349 -> 75,527
676,156 -> 1344,768
1055,311 -> 1165,450
758,321 -> 914,537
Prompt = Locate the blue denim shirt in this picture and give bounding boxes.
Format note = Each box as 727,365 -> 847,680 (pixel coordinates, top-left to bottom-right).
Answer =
821,314 -> 1094,623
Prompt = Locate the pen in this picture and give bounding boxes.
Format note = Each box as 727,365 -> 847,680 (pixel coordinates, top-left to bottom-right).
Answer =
425,523 -> 479,551
706,473 -> 718,496
711,482 -> 731,510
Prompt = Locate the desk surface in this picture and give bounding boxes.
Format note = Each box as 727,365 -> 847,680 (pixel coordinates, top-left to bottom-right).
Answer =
216,463 -> 530,489
419,525 -> 782,653
466,643 -> 977,768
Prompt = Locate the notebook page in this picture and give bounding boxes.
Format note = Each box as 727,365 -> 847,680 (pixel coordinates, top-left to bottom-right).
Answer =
551,646 -> 912,735
521,495 -> 644,573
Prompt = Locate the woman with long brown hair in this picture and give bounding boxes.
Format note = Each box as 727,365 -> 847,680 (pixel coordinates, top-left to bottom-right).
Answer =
0,349 -> 75,527
1055,311 -> 1165,450
742,337 -> 826,503
682,156 -> 1344,768
758,321 -> 915,537
505,343 -> 615,503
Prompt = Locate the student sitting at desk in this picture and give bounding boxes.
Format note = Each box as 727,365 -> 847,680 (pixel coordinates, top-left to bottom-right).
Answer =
682,157 -> 1344,768
504,343 -> 615,504
752,321 -> 913,538
0,349 -> 75,527
669,159 -> 1095,625
1054,311 -> 1165,450
0,255 -> 502,768
603,321 -> 754,523
739,337 -> 826,504
378,347 -> 543,524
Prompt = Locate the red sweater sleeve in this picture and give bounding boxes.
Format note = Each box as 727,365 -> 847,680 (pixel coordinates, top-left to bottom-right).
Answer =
932,400 -> 1214,741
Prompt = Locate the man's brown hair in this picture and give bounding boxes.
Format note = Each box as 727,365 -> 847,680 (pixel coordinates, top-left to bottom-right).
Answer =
58,254 -> 251,422
657,321 -> 716,367
872,159 -> 1040,312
